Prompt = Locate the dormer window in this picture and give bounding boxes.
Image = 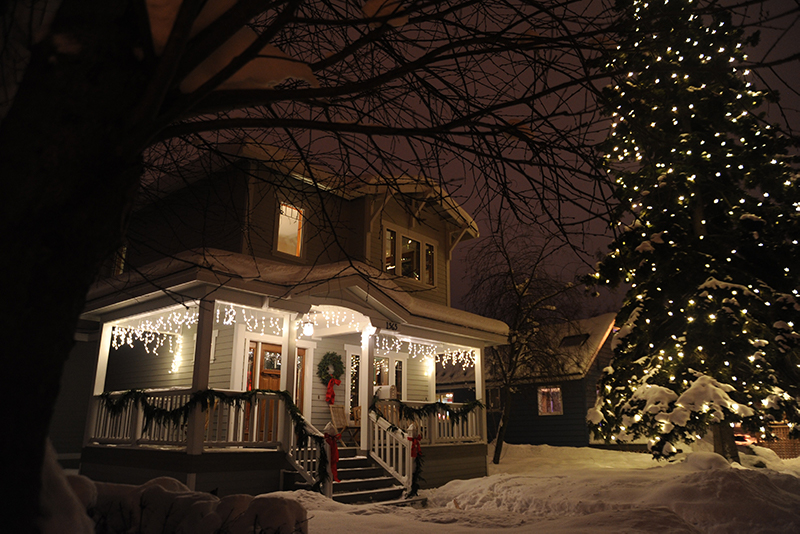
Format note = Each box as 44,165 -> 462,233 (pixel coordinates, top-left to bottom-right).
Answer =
384,226 -> 436,285
277,202 -> 304,257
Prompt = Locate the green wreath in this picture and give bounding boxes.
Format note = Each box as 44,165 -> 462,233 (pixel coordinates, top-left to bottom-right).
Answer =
317,351 -> 344,386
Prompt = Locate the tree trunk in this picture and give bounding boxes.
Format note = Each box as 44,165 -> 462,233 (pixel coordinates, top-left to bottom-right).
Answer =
492,386 -> 512,464
0,2 -> 151,530
712,423 -> 741,464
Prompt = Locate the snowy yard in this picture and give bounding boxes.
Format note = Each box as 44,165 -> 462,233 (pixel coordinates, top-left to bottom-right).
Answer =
48,442 -> 800,533
290,443 -> 800,533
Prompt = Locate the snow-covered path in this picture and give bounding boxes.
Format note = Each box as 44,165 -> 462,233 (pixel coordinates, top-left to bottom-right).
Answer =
295,443 -> 800,533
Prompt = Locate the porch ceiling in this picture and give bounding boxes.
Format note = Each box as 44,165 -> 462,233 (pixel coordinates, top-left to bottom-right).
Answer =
83,249 -> 508,347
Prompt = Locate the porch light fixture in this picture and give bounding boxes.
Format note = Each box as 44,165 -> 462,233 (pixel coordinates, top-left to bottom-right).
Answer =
302,321 -> 315,337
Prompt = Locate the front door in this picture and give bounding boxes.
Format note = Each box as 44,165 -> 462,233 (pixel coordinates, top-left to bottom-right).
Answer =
244,341 -> 307,441
246,341 -> 281,442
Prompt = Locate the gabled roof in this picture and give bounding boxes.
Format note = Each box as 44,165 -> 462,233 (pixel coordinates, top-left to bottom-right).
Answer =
436,313 -> 616,386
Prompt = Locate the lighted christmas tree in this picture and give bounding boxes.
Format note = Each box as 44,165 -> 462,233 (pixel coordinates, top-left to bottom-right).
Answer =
587,0 -> 800,460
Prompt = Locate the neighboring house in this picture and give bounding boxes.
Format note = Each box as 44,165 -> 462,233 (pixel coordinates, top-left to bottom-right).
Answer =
436,313 -> 616,447
50,141 -> 507,499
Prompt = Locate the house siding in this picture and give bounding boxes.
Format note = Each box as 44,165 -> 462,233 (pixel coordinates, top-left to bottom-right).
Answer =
125,167 -> 248,269
405,356 -> 431,402
309,338 -> 356,430
246,163 -> 364,266
104,324 -> 196,392
502,379 -> 591,447
209,322 -> 235,389
420,443 -> 487,489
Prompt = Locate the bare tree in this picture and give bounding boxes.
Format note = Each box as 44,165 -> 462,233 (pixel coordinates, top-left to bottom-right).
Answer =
0,0 -> 797,529
461,211 -> 586,463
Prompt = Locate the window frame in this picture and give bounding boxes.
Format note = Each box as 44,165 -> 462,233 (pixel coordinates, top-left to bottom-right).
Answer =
537,385 -> 564,416
275,201 -> 305,258
382,224 -> 438,286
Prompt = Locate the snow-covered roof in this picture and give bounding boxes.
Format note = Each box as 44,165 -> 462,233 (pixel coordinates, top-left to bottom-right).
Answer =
84,249 -> 508,345
436,313 -> 616,386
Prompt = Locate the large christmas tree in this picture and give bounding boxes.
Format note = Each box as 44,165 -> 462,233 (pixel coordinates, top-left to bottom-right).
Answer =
588,0 -> 800,460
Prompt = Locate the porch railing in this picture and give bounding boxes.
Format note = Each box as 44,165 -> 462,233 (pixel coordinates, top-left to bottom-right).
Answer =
369,411 -> 413,492
373,400 -> 484,445
87,389 -> 285,448
86,388 -> 329,496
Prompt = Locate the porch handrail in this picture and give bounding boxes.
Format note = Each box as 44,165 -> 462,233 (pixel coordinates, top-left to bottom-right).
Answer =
285,418 -> 332,498
368,411 -> 413,493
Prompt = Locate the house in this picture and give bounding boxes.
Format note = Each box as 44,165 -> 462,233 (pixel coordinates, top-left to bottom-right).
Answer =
436,313 -> 616,447
50,140 -> 508,500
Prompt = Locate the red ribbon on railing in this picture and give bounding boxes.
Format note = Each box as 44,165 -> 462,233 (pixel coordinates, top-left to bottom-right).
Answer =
324,433 -> 341,482
408,435 -> 422,458
326,377 -> 341,405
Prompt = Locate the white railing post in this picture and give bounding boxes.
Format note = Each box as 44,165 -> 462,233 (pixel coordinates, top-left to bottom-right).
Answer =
130,400 -> 143,446
83,396 -> 100,446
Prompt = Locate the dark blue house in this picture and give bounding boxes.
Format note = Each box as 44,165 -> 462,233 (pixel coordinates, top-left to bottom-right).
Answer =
437,313 -> 616,447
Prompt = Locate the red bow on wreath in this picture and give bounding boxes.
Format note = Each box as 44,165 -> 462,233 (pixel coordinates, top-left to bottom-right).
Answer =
324,433 -> 341,482
408,435 -> 422,458
326,377 -> 341,405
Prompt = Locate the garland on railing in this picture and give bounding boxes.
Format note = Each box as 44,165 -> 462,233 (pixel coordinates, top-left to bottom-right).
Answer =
368,397 -> 483,499
369,397 -> 484,426
98,388 -> 329,490
408,451 -> 424,498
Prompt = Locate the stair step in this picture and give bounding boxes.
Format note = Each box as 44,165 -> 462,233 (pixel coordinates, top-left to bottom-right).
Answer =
336,467 -> 384,480
332,486 -> 405,505
336,456 -> 372,469
333,476 -> 398,493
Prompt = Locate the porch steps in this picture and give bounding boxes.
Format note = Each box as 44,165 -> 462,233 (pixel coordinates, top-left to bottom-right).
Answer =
284,447 -> 405,504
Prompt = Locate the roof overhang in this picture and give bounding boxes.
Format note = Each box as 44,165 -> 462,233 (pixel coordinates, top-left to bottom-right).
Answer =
83,249 -> 508,347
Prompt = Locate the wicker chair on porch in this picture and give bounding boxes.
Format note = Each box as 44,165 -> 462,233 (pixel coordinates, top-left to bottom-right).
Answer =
329,405 -> 360,447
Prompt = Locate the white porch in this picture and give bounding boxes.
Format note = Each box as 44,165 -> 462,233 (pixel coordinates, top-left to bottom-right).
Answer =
81,283 -> 503,496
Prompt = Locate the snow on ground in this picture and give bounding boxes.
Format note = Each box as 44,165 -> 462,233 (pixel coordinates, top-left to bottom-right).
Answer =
293,443 -> 800,533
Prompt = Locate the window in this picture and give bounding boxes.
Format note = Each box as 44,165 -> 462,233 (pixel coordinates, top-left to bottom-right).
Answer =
383,225 -> 436,285
538,386 -> 563,415
560,333 -> 589,348
425,243 -> 435,285
277,203 -> 303,256
402,237 -> 420,279
385,229 -> 396,274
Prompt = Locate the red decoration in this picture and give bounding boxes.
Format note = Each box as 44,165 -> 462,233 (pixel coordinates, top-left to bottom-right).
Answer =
324,433 -> 341,482
326,377 -> 341,405
408,435 -> 422,458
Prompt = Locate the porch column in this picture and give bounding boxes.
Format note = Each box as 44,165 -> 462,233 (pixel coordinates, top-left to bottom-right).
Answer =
91,322 -> 114,396
474,346 -> 487,442
83,322 -> 114,446
278,313 -> 298,448
280,313 -> 299,397
359,326 -> 377,451
186,300 -> 214,457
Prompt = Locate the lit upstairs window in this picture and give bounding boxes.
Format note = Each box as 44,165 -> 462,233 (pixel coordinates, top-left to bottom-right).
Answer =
383,225 -> 437,285
277,203 -> 303,257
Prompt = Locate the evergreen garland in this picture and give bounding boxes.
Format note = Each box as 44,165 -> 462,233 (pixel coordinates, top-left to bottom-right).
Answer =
408,451 -> 424,498
99,388 -> 329,489
316,351 -> 344,386
369,397 -> 484,427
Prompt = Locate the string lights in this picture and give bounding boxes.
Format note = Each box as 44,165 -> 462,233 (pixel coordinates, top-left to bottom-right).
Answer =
586,0 -> 800,457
